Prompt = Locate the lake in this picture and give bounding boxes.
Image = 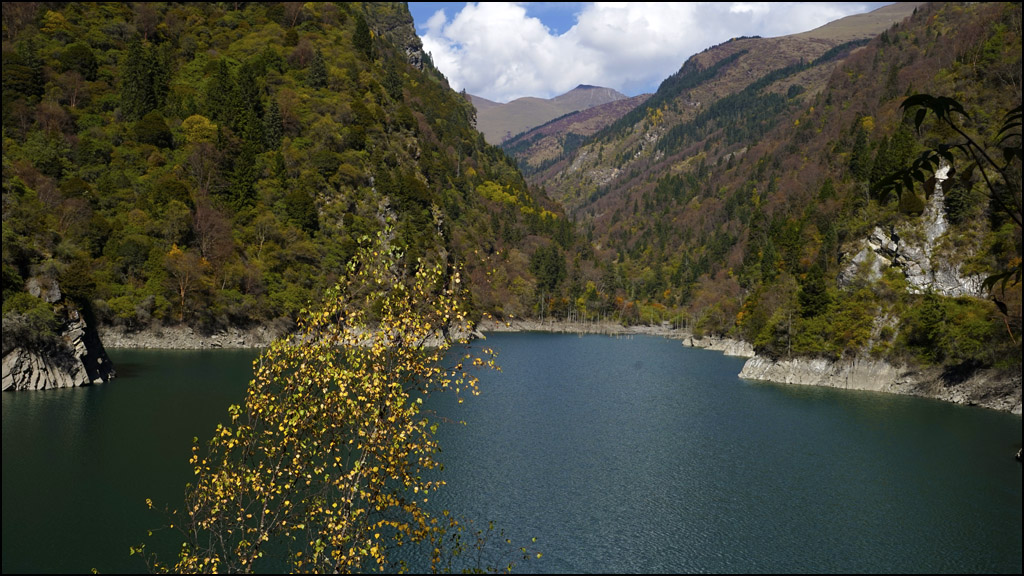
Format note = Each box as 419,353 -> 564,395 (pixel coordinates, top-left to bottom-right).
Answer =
2,333 -> 1021,573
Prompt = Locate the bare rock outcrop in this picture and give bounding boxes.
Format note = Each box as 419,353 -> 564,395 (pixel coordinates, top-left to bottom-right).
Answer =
681,335 -> 755,358
740,354 -> 1022,414
739,355 -> 905,392
838,163 -> 985,296
3,308 -> 114,391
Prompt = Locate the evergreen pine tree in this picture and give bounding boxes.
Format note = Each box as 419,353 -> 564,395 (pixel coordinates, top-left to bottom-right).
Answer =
354,14 -> 373,59
206,60 -> 234,125
121,38 -> 154,121
264,97 -> 283,149
150,43 -> 172,111
309,49 -> 328,89
849,125 -> 872,182
798,264 -> 831,318
240,108 -> 265,152
23,38 -> 45,97
229,145 -> 258,209
384,60 -> 403,101
233,61 -> 263,123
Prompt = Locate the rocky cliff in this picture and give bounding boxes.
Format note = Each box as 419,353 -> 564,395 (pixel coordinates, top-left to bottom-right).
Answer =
740,354 -> 1022,414
2,278 -> 114,391
838,163 -> 985,296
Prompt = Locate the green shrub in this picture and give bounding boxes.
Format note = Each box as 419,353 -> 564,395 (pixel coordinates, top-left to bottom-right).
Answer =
134,111 -> 174,148
1,292 -> 60,351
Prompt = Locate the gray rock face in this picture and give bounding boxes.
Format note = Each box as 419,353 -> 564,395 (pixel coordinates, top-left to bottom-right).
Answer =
739,355 -> 904,392
2,303 -> 114,391
838,163 -> 985,296
739,354 -> 1022,413
682,335 -> 755,358
26,276 -> 61,303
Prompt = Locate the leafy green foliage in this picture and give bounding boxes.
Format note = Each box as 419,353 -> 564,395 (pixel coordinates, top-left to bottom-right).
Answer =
133,111 -> 173,148
1,2 -> 561,335
1,291 -> 60,351
899,293 -> 1006,367
515,2 -> 1020,372
59,43 -> 98,81
530,243 -> 566,294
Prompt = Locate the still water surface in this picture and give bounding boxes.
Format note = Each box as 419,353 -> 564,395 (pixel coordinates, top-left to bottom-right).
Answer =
2,334 -> 1021,573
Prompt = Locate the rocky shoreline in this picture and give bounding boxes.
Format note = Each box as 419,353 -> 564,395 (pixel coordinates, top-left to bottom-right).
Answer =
57,320 -> 1024,415
2,312 -> 115,391
476,318 -> 755,357
479,319 -> 1020,414
2,277 -> 115,392
99,325 -> 284,350
739,354 -> 1022,415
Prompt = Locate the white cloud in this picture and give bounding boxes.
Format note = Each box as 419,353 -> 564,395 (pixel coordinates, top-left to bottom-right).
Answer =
419,2 -> 885,102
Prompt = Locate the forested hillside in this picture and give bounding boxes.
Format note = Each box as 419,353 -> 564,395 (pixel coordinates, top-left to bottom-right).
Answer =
526,2 -> 1021,372
2,1 -> 570,349
2,2 -> 1021,383
501,93 -> 651,181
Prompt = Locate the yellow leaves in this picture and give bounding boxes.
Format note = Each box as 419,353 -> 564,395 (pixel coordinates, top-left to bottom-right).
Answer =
181,115 -> 217,144
160,222 -> 507,573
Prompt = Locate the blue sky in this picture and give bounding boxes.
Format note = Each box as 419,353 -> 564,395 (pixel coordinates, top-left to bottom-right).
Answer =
407,2 -> 893,102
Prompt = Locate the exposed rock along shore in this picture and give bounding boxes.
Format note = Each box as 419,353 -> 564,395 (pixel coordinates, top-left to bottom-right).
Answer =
3,275 -> 115,392
480,319 -> 1020,414
17,317 -> 1020,415
98,325 -> 283,350
476,318 -> 755,357
2,313 -> 114,391
739,354 -> 1022,415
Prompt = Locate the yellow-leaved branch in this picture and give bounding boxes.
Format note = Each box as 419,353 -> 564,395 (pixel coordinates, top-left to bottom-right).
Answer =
138,225 -> 505,573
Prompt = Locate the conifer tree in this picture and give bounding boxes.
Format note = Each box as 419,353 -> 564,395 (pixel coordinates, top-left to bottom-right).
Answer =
798,264 -> 831,318
121,38 -> 154,121
232,61 -> 263,126
308,49 -> 328,89
206,60 -> 235,125
354,13 -> 373,59
263,97 -> 283,149
150,43 -> 172,111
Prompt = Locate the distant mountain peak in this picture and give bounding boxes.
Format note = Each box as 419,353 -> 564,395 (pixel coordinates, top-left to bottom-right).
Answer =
471,85 -> 628,144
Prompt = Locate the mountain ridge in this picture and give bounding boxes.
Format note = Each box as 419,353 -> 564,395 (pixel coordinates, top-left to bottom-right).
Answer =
470,84 -> 628,144
515,1 -> 1021,393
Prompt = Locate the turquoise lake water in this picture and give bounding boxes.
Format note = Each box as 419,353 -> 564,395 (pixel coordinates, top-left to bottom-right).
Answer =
2,333 -> 1020,573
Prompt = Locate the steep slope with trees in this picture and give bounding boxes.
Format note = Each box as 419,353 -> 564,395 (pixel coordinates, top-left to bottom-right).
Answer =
525,2 -> 1021,394
2,2 -> 570,373
501,93 -> 651,182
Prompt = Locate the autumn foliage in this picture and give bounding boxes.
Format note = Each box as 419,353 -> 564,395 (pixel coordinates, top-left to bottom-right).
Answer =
137,228 -> 500,573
